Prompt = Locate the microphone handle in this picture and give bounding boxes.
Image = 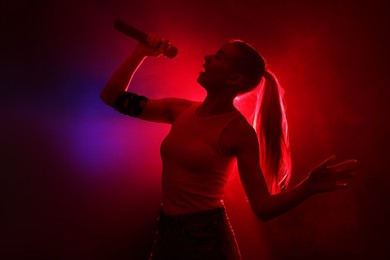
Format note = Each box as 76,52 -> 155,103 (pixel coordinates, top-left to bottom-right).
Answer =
114,20 -> 148,44
113,19 -> 178,58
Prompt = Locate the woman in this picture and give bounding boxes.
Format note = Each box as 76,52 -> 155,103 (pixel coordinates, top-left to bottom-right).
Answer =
100,35 -> 357,259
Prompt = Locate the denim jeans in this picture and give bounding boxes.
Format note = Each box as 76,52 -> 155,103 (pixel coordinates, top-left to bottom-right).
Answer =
150,207 -> 241,260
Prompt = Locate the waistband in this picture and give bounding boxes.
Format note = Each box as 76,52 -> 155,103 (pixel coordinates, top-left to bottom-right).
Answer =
159,207 -> 225,226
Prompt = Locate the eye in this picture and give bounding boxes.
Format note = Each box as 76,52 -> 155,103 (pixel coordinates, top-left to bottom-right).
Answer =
215,50 -> 224,60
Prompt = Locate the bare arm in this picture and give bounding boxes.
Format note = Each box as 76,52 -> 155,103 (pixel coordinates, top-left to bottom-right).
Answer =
235,126 -> 311,221
227,120 -> 357,221
100,36 -> 194,123
100,44 -> 147,107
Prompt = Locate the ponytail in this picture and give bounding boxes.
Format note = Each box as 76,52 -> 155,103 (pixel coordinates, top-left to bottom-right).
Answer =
253,71 -> 291,194
229,39 -> 291,194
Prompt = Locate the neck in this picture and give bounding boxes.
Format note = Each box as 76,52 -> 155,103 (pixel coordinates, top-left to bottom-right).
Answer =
197,92 -> 236,117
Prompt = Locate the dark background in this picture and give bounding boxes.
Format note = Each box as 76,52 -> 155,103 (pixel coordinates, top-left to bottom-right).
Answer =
2,0 -> 389,259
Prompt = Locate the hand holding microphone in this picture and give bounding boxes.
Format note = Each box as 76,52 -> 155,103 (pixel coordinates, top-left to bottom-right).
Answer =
142,34 -> 173,58
114,20 -> 178,58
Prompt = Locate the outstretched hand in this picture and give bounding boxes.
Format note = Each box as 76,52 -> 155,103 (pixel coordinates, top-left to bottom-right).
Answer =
305,156 -> 358,195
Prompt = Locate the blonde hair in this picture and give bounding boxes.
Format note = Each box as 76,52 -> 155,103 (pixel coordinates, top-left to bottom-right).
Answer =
231,40 -> 291,194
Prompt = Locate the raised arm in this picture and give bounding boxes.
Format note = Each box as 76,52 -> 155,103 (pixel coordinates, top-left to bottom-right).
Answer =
225,118 -> 358,221
100,35 -> 194,123
100,43 -> 147,107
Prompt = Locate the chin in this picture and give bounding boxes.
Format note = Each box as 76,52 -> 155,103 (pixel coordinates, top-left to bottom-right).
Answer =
197,74 -> 205,86
197,73 -> 213,91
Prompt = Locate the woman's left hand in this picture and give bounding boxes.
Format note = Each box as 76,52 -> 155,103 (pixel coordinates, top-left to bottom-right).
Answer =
305,156 -> 358,195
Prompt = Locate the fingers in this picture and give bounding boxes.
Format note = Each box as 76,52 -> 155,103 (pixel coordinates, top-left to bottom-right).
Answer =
147,33 -> 163,48
331,160 -> 358,188
318,155 -> 337,169
309,156 -> 358,182
335,181 -> 349,188
310,155 -> 336,176
327,159 -> 358,173
325,160 -> 357,188
308,156 -> 358,193
147,33 -> 171,56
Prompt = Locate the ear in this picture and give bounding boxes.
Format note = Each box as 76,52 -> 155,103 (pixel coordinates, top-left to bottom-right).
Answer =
226,72 -> 244,85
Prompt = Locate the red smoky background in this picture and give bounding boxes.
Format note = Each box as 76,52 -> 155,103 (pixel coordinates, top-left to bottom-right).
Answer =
2,0 -> 389,259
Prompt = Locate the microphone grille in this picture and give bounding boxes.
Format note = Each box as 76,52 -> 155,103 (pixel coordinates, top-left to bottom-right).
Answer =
165,45 -> 178,59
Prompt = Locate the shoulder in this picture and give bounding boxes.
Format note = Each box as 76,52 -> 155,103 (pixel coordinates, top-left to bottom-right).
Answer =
219,114 -> 259,156
140,97 -> 196,124
164,98 -> 197,121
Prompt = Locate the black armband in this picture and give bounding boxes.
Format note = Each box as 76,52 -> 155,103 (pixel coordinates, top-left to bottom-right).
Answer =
113,92 -> 148,117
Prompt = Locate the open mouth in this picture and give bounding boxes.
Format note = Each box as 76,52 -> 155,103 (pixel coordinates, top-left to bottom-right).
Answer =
199,65 -> 205,75
200,64 -> 207,73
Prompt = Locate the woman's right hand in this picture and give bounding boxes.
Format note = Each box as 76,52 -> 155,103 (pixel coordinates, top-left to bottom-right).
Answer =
135,34 -> 171,57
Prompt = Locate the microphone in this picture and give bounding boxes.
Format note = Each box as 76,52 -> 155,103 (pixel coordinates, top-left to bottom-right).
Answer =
114,20 -> 178,58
